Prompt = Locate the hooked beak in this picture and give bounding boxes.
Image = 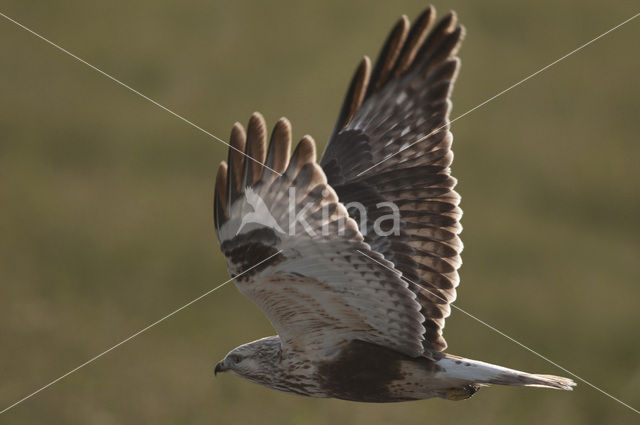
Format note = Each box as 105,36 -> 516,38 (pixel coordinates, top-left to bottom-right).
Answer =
214,362 -> 224,376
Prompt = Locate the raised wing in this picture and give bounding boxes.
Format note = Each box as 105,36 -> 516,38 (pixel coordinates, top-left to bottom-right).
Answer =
320,7 -> 464,352
214,113 -> 426,358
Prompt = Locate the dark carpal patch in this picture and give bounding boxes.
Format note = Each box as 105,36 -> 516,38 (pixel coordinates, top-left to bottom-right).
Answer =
317,340 -> 440,402
221,228 -> 283,280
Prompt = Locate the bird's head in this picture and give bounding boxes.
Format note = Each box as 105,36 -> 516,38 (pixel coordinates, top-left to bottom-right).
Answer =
215,336 -> 281,382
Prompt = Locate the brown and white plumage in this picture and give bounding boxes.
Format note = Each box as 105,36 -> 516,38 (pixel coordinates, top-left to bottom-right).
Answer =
215,113 -> 426,359
213,6 -> 575,402
322,7 -> 463,352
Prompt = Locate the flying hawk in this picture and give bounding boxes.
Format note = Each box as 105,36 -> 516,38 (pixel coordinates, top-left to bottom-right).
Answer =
212,6 -> 575,402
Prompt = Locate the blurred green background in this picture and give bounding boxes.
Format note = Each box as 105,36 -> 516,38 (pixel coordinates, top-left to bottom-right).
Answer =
1,1 -> 639,424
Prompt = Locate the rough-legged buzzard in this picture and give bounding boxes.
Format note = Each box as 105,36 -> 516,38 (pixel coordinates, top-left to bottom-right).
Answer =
212,6 -> 575,402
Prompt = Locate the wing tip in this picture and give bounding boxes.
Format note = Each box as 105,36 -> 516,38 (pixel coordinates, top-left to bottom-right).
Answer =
299,135 -> 316,158
276,116 -> 291,129
249,111 -> 267,133
230,121 -> 246,142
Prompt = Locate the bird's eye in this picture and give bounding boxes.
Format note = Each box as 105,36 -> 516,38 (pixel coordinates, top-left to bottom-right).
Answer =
229,354 -> 242,364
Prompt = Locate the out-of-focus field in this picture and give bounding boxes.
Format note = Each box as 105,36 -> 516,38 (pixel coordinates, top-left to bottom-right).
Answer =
1,1 -> 639,424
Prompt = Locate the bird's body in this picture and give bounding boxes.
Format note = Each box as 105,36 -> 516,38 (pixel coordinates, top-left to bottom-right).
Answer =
212,6 -> 575,402
218,336 -> 573,402
221,337 -> 451,402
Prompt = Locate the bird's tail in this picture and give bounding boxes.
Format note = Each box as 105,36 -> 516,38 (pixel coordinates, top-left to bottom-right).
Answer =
438,355 -> 576,391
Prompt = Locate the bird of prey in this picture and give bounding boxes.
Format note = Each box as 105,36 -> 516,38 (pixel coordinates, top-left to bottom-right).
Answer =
212,6 -> 575,402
